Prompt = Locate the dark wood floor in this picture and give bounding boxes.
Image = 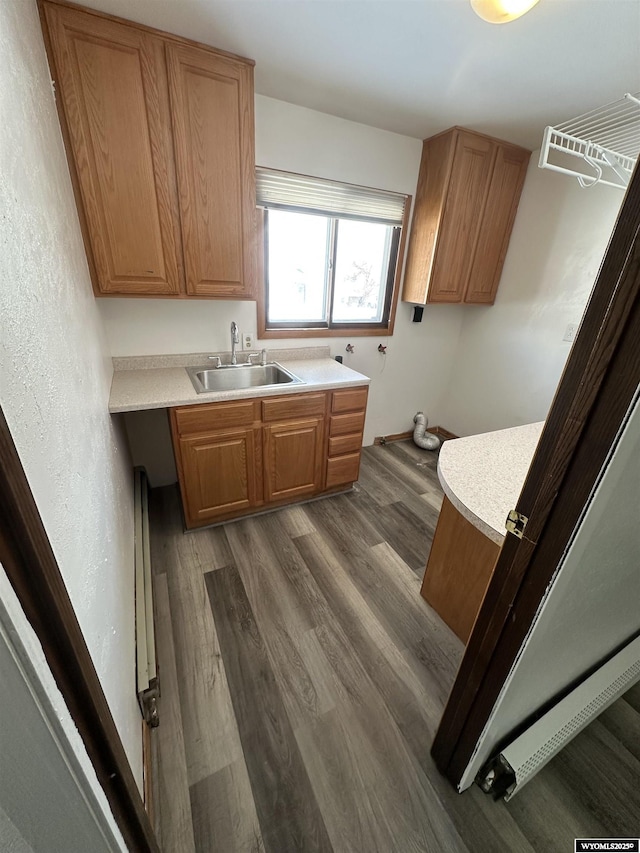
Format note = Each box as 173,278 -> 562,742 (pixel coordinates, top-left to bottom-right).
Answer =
149,440 -> 640,853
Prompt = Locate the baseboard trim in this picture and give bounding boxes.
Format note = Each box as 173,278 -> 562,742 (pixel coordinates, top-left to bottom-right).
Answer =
430,426 -> 459,440
374,425 -> 458,446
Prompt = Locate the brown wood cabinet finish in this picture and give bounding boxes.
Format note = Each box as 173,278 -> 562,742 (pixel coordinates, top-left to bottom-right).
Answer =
420,496 -> 500,643
402,127 -> 530,306
171,387 -> 368,528
42,4 -> 183,296
176,427 -> 262,526
40,1 -> 256,299
167,43 -> 256,298
326,452 -> 362,489
263,417 -> 325,502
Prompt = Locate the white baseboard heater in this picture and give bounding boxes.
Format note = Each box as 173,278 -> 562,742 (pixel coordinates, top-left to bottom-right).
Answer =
478,633 -> 640,799
134,468 -> 159,728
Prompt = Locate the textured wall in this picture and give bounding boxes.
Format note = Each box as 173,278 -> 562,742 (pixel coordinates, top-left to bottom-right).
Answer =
439,159 -> 622,437
98,95 -> 466,445
0,0 -> 141,787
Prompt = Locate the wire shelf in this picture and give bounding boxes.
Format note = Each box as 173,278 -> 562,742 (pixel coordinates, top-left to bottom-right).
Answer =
539,93 -> 640,189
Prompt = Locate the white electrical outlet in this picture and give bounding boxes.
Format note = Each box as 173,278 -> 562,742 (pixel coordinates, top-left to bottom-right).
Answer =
563,323 -> 578,343
243,332 -> 254,350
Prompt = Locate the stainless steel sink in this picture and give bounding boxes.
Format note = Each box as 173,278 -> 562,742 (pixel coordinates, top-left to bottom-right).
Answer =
186,362 -> 304,394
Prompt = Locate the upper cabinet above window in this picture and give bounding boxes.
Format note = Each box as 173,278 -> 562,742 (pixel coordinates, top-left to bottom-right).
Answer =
402,127 -> 530,306
40,1 -> 256,299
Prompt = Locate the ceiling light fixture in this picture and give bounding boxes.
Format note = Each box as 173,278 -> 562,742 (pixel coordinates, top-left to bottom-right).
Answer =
470,0 -> 541,24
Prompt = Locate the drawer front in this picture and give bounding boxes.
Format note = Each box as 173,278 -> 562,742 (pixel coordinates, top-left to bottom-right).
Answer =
331,386 -> 368,414
173,399 -> 259,435
262,392 -> 326,423
328,432 -> 362,457
326,452 -> 361,489
329,411 -> 366,437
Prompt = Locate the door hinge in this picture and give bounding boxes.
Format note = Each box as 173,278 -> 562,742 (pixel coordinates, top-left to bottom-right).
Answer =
505,509 -> 528,539
138,684 -> 160,728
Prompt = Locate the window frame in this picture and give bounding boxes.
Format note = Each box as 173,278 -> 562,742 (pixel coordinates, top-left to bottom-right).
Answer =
256,197 -> 412,339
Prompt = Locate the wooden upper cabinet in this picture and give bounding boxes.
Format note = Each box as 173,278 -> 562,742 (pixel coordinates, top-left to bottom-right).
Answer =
402,127 -> 530,306
42,3 -> 183,296
40,1 -> 256,299
167,44 -> 256,298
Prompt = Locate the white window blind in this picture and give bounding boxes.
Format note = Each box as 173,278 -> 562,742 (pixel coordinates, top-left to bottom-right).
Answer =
256,167 -> 407,226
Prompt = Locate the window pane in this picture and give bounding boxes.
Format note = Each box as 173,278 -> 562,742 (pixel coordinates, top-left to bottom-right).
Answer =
267,210 -> 329,323
331,220 -> 391,324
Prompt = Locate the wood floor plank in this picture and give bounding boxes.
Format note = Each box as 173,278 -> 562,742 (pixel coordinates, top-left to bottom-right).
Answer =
149,486 -> 184,576
294,532 -> 534,853
350,491 -> 436,574
598,695 -> 640,763
277,504 -> 316,539
550,717 -> 640,835
205,566 -> 333,853
370,442 -> 440,497
224,518 -> 334,729
151,443 -> 640,852
190,761 -> 264,853
164,541 -> 245,785
153,573 -> 196,853
177,524 -> 235,574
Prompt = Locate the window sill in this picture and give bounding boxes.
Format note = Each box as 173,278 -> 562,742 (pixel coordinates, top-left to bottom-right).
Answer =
260,326 -> 392,339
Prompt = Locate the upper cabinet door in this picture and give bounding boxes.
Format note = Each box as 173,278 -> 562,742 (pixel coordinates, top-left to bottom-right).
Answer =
465,143 -> 530,304
42,4 -> 183,295
428,131 -> 495,303
167,44 -> 256,298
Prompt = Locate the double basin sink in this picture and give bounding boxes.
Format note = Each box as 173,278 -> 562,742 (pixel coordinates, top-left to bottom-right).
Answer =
186,362 -> 304,394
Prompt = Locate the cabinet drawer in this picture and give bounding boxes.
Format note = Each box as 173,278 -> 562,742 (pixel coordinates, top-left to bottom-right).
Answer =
331,387 -> 368,414
173,399 -> 259,435
328,433 -> 362,457
262,393 -> 326,423
329,411 -> 366,437
326,452 -> 361,489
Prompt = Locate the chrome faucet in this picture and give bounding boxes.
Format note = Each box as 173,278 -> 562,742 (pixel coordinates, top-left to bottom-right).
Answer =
230,321 -> 240,365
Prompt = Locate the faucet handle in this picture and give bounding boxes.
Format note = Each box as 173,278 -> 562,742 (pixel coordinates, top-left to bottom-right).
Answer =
245,352 -> 261,365
207,355 -> 222,368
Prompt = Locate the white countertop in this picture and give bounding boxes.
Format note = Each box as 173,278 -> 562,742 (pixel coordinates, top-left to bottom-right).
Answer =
108,353 -> 370,413
437,422 -> 544,545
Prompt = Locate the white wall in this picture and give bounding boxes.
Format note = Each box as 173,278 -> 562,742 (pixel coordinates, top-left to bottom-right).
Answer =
461,392 -> 640,788
99,95 -> 466,445
439,159 -> 622,437
0,0 -> 141,788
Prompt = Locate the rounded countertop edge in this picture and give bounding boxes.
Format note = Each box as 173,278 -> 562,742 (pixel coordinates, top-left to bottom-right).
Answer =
435,421 -> 545,547
437,455 -> 505,546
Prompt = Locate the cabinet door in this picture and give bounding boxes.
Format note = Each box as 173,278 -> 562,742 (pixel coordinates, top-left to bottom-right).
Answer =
263,418 -> 325,503
178,427 -> 261,526
428,131 -> 496,303
42,4 -> 183,295
465,144 -> 530,304
167,43 -> 256,297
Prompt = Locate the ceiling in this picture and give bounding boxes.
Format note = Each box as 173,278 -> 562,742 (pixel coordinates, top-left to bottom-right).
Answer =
78,0 -> 640,149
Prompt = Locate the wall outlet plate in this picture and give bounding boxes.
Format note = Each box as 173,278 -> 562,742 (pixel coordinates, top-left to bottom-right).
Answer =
243,332 -> 254,350
563,323 -> 578,343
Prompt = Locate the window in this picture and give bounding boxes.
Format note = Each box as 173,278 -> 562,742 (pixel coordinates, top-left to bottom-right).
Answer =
257,168 -> 410,337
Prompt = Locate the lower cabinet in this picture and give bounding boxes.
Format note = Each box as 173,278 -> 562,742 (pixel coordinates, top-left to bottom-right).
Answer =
170,386 -> 368,528
177,427 -> 262,526
263,418 -> 325,502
